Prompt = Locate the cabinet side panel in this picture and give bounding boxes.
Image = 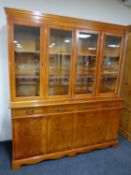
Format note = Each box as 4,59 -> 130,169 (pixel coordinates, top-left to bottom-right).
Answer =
120,32 -> 131,140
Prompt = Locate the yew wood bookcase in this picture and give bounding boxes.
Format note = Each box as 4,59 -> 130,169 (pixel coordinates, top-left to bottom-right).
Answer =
5,7 -> 127,170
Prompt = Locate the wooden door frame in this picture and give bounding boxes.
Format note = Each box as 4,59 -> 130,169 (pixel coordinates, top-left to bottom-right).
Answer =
45,24 -> 75,100
72,29 -> 102,99
8,20 -> 45,101
96,32 -> 126,97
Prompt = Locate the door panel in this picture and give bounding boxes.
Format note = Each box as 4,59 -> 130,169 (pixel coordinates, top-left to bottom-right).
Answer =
47,114 -> 74,153
74,111 -> 107,147
105,109 -> 120,141
13,117 -> 46,159
73,110 -> 120,148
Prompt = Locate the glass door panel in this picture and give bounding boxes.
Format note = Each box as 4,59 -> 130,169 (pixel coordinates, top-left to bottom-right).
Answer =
100,35 -> 122,93
14,25 -> 40,97
48,29 -> 72,96
75,32 -> 98,94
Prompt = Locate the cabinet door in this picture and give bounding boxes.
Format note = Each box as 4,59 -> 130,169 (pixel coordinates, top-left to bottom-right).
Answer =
73,110 -> 120,148
99,34 -> 123,95
13,117 -> 46,159
105,109 -> 120,141
13,25 -> 41,98
74,111 -> 107,147
47,28 -> 73,97
74,31 -> 100,96
47,114 -> 74,153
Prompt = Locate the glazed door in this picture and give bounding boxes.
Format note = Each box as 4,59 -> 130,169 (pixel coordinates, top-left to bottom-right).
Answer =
74,31 -> 100,97
98,34 -> 123,95
47,28 -> 73,98
13,24 -> 42,99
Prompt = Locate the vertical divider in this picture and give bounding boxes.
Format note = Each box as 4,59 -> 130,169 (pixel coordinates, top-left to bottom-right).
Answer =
40,25 -> 45,99
71,29 -> 77,98
93,31 -> 102,97
9,22 -> 16,100
70,28 -> 77,98
96,32 -> 105,96
44,26 -> 49,99
116,34 -> 127,96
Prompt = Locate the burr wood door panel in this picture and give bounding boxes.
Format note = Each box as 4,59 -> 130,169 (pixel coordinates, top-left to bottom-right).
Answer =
13,117 -> 47,159
73,110 -> 120,148
47,114 -> 74,153
73,111 -> 107,148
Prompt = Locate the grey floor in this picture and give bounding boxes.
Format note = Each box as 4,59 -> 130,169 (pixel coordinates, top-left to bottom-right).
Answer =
0,135 -> 131,175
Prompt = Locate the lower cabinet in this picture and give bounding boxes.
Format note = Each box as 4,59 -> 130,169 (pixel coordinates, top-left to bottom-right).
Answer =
13,113 -> 74,159
12,104 -> 121,169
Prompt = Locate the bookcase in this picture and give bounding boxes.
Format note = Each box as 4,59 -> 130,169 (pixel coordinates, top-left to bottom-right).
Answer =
5,7 -> 127,169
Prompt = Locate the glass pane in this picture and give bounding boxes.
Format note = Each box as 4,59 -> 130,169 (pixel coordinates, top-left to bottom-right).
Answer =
75,32 -> 98,94
100,75 -> 117,93
14,25 -> 40,97
48,29 -> 72,96
100,35 -> 122,93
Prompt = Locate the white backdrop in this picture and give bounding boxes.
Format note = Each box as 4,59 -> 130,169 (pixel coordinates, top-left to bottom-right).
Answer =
0,0 -> 131,141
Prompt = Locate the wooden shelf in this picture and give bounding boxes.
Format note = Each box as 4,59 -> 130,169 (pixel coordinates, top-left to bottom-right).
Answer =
104,55 -> 119,58
77,74 -> 95,77
15,50 -> 40,54
49,51 -> 71,56
49,52 -> 96,57
77,75 -> 94,79
16,75 -> 39,79
102,75 -> 117,79
49,73 -> 69,76
16,82 -> 37,85
102,71 -> 118,75
78,53 -> 96,57
49,84 -> 69,86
